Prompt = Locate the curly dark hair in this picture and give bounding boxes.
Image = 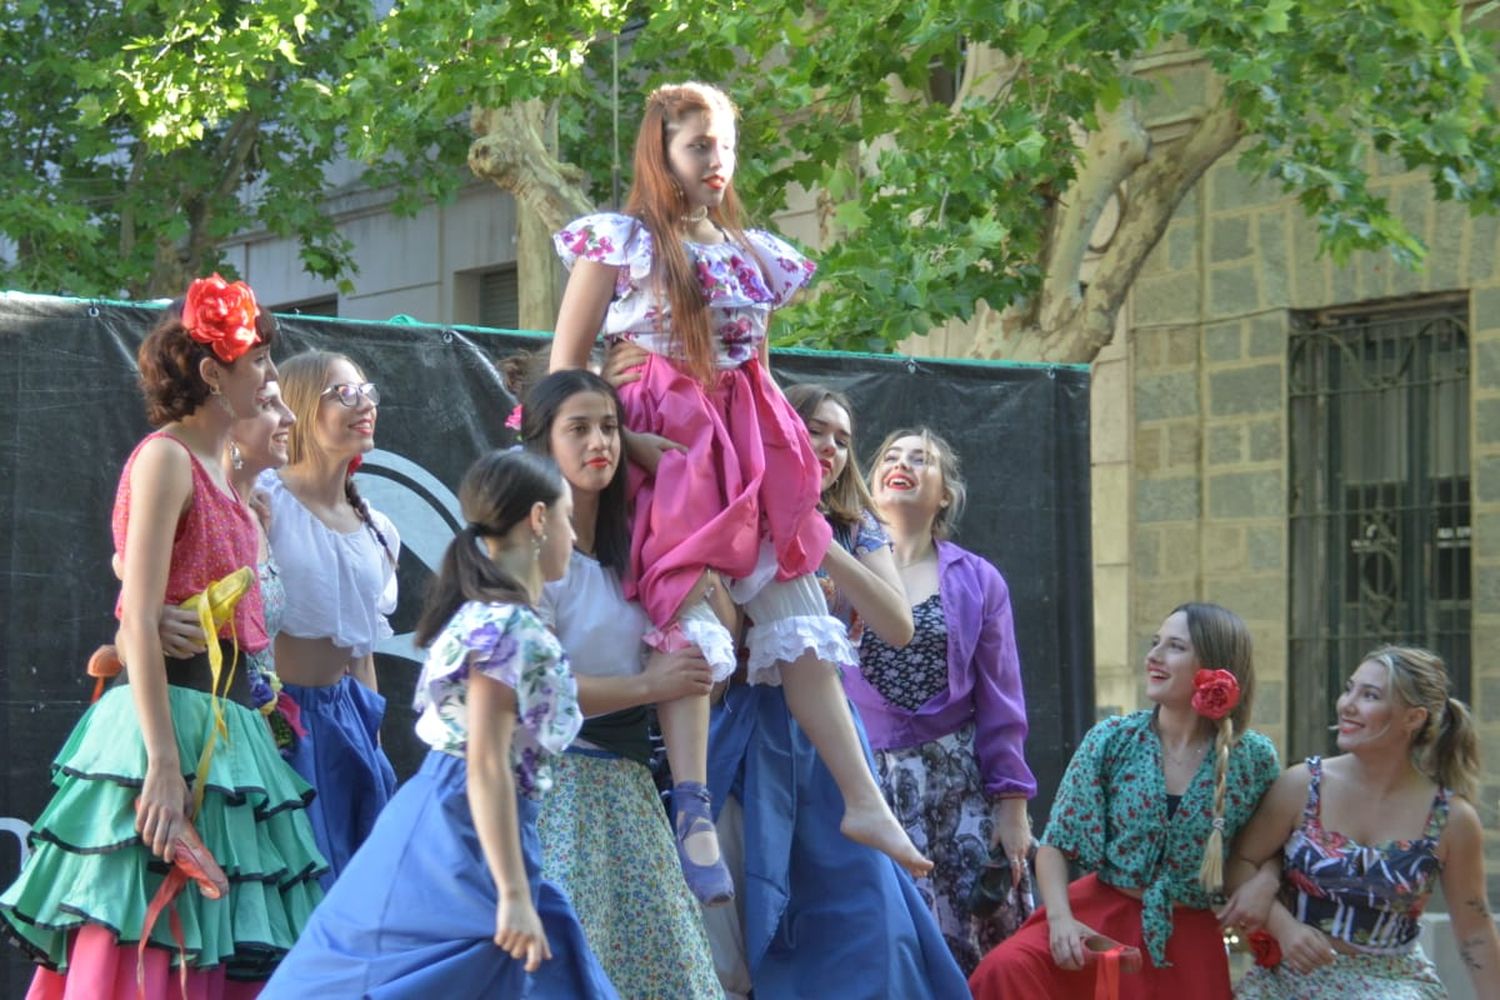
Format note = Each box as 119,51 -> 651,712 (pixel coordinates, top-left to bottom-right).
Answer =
136,299 -> 278,426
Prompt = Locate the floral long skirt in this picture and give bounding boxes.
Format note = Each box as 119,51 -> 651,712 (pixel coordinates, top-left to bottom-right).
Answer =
536,749 -> 720,1000
1235,946 -> 1446,999
874,723 -> 1032,975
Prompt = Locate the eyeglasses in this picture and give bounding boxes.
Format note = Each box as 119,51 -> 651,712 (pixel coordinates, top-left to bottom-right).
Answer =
321,382 -> 380,408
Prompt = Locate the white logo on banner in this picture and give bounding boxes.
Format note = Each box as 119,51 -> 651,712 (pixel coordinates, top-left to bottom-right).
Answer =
353,448 -> 463,665
0,816 -> 30,869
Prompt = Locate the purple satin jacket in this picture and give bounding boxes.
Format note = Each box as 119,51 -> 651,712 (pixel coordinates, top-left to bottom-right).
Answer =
842,539 -> 1036,799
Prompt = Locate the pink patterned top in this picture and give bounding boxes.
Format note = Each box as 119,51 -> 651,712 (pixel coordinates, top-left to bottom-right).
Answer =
553,212 -> 817,368
112,431 -> 269,652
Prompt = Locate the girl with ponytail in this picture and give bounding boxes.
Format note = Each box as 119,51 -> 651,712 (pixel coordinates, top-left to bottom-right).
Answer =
1232,646 -> 1499,999
258,350 -> 401,886
970,603 -> 1280,999
265,449 -> 620,997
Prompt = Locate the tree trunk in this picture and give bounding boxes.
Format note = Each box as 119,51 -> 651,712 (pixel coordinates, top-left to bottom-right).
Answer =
470,101 -> 593,331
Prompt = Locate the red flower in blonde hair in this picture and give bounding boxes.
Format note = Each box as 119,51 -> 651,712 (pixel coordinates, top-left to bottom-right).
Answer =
1191,669 -> 1241,721
182,273 -> 261,363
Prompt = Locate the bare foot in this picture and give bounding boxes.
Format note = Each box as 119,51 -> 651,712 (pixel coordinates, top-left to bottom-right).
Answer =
841,804 -> 933,878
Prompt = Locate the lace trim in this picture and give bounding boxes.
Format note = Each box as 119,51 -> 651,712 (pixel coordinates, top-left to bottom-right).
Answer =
744,615 -> 857,686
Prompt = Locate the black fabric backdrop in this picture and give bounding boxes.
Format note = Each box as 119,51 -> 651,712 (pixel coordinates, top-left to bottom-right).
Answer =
0,293 -> 1091,991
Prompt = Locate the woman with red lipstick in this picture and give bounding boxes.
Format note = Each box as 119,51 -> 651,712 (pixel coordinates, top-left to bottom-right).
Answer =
550,81 -> 927,904
854,426 -> 1037,974
1230,647 -> 1498,999
258,351 -> 400,887
968,602 -> 1279,999
521,369 -> 722,999
0,279 -> 326,997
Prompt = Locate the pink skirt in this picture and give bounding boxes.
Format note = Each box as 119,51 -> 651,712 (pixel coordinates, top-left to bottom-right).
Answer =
28,925 -> 262,1000
618,352 -> 830,628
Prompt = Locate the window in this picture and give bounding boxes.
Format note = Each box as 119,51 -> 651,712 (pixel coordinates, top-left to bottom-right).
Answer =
276,296 -> 338,317
478,265 -> 519,331
1287,296 -> 1470,759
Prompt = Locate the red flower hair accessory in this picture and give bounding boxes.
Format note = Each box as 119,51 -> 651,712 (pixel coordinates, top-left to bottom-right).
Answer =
504,404 -> 524,430
183,273 -> 261,363
1191,669 -> 1241,721
1248,930 -> 1282,968
347,455 -> 363,477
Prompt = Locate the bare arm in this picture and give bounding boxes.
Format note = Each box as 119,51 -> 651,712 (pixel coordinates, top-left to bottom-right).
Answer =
574,648 -> 714,717
1442,798 -> 1500,1000
1034,844 -> 1096,971
118,438 -> 196,861
550,260 -> 618,372
350,652 -> 379,693
467,672 -> 550,971
1220,766 -> 1308,930
820,541 -> 913,647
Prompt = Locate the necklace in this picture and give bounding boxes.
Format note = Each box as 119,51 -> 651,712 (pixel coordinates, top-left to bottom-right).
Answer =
1161,741 -> 1208,767
683,206 -> 709,224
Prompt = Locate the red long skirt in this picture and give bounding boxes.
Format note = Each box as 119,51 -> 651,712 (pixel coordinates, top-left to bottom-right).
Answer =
968,874 -> 1231,1000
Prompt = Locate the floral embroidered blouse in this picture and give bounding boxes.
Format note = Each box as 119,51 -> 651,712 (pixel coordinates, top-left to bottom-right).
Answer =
413,601 -> 582,798
1040,709 -> 1280,964
553,211 -> 817,368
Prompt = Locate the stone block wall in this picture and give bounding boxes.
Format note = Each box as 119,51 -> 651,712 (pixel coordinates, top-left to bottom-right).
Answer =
1123,139 -> 1500,897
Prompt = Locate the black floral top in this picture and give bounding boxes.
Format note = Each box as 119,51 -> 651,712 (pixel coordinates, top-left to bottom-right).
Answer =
1040,710 -> 1280,964
857,595 -> 949,711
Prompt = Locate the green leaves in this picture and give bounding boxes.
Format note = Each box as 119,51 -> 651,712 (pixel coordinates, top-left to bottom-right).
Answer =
5,0 -> 1497,353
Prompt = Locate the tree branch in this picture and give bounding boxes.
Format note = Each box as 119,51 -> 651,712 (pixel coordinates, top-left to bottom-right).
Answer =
1060,97 -> 1243,360
1036,99 -> 1150,335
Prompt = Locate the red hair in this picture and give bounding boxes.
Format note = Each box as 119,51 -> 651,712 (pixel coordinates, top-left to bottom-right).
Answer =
626,82 -> 764,384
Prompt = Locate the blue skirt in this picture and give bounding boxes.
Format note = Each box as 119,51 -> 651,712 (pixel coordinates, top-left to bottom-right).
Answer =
262,750 -> 619,999
707,685 -> 970,1000
283,676 -> 397,888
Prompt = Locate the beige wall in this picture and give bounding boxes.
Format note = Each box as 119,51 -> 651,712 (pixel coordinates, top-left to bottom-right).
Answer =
1114,146 -> 1500,892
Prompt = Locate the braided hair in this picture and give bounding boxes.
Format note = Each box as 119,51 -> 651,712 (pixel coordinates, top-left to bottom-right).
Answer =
1170,602 -> 1255,896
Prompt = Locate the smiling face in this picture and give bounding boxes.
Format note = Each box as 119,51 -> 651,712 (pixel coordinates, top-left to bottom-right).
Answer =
205,343 -> 277,422
666,107 -> 736,212
547,390 -> 620,498
313,357 -> 377,462
1144,611 -> 1200,709
804,398 -> 852,493
1335,659 -> 1427,751
232,380 -> 295,474
872,433 -> 947,524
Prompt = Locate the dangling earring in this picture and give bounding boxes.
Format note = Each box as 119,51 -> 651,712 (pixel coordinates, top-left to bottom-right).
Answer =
230,442 -> 244,471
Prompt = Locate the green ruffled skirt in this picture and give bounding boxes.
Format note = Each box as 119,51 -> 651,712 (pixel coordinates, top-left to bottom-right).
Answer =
0,684 -> 327,980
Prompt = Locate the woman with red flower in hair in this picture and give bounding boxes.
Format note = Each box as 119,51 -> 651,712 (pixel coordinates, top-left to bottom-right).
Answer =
1229,646 -> 1499,999
969,602 -> 1280,999
0,275 -> 327,998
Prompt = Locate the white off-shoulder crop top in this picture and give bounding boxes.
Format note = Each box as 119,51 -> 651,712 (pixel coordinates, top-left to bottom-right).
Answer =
258,469 -> 400,659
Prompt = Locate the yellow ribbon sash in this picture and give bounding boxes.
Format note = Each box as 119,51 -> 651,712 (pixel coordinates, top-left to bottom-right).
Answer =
178,566 -> 253,818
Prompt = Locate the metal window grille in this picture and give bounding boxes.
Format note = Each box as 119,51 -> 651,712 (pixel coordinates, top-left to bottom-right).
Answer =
1287,296 -> 1470,760
478,266 -> 519,331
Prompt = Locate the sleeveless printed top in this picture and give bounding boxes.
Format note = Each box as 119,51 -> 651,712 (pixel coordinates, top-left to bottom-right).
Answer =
1281,756 -> 1449,954
112,431 -> 268,652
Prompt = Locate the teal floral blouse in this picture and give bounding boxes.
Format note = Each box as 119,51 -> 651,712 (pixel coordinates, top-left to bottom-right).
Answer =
414,601 -> 583,798
1040,709 -> 1280,964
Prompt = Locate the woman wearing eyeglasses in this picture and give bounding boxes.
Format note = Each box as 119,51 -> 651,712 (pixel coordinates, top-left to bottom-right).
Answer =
258,351 -> 401,886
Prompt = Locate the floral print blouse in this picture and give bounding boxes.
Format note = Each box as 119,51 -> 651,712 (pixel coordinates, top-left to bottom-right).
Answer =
414,601 -> 582,798
1040,709 -> 1280,964
553,212 -> 817,368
